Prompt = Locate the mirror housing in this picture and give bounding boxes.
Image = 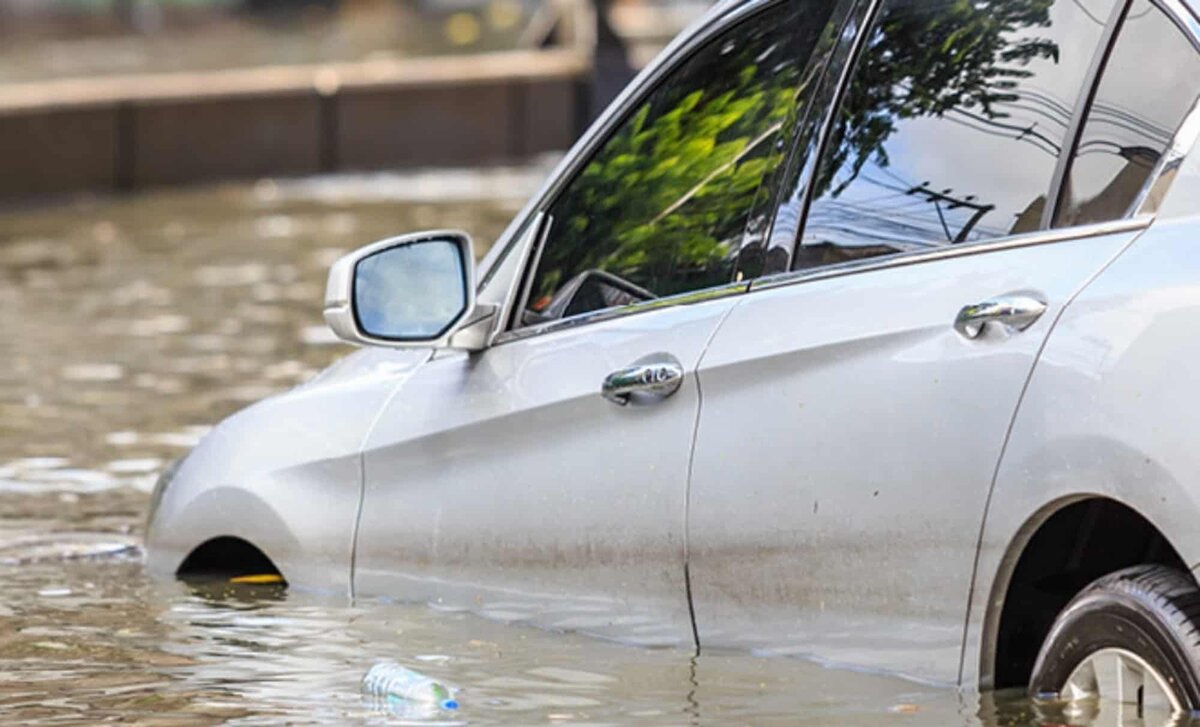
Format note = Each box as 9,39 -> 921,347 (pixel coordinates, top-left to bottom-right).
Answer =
324,230 -> 490,350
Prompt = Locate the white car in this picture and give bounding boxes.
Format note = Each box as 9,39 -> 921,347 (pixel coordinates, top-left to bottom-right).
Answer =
147,0 -> 1200,716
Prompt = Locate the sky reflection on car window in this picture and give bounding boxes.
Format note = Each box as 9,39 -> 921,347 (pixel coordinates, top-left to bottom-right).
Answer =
798,0 -> 1117,269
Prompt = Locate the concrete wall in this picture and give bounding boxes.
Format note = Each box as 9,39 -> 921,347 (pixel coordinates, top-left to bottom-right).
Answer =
0,105 -> 120,199
0,48 -> 588,203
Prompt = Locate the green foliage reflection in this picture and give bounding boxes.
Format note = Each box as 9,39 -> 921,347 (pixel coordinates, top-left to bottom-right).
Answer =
528,3 -> 821,314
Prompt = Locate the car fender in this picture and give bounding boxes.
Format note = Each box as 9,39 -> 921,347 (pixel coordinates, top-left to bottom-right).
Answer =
145,347 -> 431,594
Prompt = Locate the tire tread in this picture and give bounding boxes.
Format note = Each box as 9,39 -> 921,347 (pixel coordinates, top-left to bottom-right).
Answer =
1029,564 -> 1200,709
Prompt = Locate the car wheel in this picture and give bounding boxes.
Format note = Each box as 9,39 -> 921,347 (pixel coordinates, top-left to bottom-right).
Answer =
1028,564 -> 1200,720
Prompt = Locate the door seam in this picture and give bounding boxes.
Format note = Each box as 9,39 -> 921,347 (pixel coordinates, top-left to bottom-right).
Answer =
682,298 -> 747,656
348,349 -> 435,601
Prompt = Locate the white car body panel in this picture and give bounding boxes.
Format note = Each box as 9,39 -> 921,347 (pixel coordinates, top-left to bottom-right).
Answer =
144,348 -> 430,592
687,228 -> 1140,684
352,297 -> 741,648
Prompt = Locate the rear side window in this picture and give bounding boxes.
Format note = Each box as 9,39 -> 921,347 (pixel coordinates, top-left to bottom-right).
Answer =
1054,0 -> 1200,227
796,0 -> 1118,270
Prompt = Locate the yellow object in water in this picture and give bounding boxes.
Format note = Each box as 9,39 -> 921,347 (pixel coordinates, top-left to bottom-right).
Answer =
229,574 -> 284,585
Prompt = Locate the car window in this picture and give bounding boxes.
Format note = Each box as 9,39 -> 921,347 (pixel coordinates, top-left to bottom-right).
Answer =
796,0 -> 1119,271
1054,0 -> 1200,227
519,0 -> 840,327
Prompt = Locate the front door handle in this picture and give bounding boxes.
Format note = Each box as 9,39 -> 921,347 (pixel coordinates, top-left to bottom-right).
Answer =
602,353 -> 684,406
954,294 -> 1048,339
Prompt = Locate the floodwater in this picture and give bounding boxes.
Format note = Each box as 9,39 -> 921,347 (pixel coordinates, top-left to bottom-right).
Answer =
0,167 -> 1115,724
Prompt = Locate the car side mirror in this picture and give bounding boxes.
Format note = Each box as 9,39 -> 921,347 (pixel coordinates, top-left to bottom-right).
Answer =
323,230 -> 488,349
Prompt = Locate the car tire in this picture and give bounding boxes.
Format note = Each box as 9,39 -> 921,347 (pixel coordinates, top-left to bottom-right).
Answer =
1028,564 -> 1200,718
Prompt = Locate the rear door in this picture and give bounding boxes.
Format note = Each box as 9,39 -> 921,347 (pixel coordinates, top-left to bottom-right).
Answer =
686,0 -> 1143,683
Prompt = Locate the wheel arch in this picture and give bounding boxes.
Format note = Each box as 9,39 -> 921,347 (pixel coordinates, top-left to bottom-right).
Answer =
980,494 -> 1191,690
146,484 -> 313,585
177,535 -> 285,581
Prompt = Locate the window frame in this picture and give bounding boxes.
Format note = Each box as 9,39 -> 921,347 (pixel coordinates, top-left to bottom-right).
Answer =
1056,0 -> 1200,224
754,0 -> 1200,294
494,0 -> 850,345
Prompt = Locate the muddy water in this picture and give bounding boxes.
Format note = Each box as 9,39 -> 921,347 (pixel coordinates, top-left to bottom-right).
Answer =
0,168 -> 1064,724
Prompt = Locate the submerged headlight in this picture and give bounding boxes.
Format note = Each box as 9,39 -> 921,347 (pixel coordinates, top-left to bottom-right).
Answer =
144,455 -> 185,535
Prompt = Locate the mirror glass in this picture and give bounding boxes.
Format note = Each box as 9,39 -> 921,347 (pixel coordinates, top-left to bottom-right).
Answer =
353,239 -> 467,340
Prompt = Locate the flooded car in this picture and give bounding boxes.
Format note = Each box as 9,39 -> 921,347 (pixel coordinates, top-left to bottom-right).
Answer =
146,0 -> 1200,719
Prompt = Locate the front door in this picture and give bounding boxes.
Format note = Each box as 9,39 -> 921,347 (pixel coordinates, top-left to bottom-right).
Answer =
687,0 -> 1137,683
351,0 -> 843,646
353,298 -> 738,646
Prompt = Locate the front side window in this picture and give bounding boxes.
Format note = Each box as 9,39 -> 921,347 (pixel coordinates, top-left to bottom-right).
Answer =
797,0 -> 1118,270
1054,0 -> 1200,227
520,0 -> 839,326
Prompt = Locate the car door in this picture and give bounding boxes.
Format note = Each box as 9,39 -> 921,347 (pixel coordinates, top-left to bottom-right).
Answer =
351,0 -> 847,648
686,0 -> 1144,683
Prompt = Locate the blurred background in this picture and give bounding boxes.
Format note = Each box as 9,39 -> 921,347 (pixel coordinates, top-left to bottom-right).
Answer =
0,0 -> 712,202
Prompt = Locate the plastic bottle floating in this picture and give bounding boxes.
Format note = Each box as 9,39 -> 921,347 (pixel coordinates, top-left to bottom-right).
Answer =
362,660 -> 459,715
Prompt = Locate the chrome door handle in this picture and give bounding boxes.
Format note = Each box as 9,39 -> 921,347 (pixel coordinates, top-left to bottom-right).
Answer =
602,353 -> 684,405
954,295 -> 1048,339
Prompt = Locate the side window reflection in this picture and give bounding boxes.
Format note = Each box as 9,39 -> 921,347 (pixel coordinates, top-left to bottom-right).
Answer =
1055,0 -> 1200,227
521,1 -> 839,327
798,0 -> 1116,270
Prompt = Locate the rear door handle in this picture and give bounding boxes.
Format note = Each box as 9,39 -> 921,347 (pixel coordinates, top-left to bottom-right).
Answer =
954,295 -> 1048,339
602,353 -> 684,406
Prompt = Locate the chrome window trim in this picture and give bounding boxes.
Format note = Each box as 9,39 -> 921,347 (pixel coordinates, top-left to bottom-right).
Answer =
750,217 -> 1152,293
493,217 -> 1150,346
492,281 -> 751,345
